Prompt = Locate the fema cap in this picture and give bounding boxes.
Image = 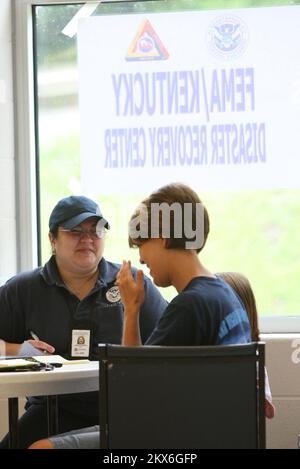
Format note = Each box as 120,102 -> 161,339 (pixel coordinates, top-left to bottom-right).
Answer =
49,195 -> 109,232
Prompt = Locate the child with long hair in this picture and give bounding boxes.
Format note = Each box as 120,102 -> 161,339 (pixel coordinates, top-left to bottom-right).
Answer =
218,272 -> 275,419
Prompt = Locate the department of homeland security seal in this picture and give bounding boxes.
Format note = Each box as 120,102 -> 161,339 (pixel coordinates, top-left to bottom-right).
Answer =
106,285 -> 121,303
207,15 -> 249,60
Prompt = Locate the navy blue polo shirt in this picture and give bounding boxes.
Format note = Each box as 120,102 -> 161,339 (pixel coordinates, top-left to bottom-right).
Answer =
0,256 -> 167,416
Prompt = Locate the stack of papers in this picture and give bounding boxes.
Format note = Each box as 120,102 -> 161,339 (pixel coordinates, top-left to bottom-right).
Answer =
34,355 -> 90,365
0,358 -> 40,371
0,355 -> 90,372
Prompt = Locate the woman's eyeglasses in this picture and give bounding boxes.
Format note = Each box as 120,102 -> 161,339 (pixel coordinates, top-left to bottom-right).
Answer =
59,226 -> 106,240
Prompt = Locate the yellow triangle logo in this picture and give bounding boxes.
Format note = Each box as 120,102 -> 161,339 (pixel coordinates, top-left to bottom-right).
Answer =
126,19 -> 169,62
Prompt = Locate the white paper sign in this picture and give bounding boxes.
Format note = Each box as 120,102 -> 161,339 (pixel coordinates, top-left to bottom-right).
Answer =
78,6 -> 300,193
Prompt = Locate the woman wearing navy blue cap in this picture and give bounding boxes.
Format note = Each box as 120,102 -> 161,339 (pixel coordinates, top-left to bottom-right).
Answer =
0,195 -> 167,448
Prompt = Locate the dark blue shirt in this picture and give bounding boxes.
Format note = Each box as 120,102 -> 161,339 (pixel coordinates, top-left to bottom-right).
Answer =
0,256 -> 167,416
146,276 -> 251,346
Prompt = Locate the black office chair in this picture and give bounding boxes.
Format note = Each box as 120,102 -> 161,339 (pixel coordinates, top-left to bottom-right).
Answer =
99,342 -> 265,449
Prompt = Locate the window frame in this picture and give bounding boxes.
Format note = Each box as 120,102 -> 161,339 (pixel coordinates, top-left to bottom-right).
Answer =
13,0 -> 108,270
12,0 -> 300,332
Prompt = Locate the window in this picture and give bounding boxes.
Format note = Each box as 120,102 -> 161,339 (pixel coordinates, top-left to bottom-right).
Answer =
14,0 -> 300,324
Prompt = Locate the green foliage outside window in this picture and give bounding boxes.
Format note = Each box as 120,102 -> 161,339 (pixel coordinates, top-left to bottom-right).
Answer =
36,0 -> 300,315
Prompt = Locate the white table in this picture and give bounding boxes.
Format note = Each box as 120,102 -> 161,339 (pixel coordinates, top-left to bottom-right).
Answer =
0,362 -> 99,448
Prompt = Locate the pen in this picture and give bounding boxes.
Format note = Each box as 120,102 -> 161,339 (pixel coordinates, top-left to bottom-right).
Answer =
30,330 -> 39,341
30,330 -> 47,354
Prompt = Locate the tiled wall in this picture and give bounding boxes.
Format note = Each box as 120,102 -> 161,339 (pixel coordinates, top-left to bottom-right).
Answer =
0,0 -> 16,286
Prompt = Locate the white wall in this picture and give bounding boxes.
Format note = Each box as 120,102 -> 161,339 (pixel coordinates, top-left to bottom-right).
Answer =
0,0 -> 17,286
0,0 -> 18,443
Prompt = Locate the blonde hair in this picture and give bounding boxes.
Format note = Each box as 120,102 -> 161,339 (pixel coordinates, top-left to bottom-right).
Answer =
218,272 -> 260,341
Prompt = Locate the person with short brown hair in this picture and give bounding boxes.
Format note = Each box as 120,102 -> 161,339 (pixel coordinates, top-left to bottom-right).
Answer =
128,182 -> 210,253
118,182 -> 251,347
28,183 -> 252,450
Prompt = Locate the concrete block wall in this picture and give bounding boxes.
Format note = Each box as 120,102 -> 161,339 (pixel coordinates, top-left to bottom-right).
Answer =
263,334 -> 300,449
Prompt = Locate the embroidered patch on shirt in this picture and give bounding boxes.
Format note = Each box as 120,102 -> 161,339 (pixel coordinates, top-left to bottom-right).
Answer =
106,286 -> 121,303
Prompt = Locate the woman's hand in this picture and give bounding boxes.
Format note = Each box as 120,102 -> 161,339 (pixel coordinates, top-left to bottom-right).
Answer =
25,340 -> 55,355
3,340 -> 55,356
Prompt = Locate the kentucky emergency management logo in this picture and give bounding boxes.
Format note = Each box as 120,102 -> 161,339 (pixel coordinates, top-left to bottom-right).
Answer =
106,285 -> 121,303
207,15 -> 249,60
126,19 -> 169,62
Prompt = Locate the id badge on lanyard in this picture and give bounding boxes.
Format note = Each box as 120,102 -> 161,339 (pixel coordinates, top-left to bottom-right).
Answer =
71,329 -> 91,357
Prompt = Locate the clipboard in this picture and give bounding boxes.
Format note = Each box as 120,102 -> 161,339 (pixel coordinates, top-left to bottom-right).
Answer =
0,355 -> 90,372
0,358 -> 44,372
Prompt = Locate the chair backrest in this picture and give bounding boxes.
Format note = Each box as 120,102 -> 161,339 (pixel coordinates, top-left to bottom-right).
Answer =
99,342 -> 265,449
